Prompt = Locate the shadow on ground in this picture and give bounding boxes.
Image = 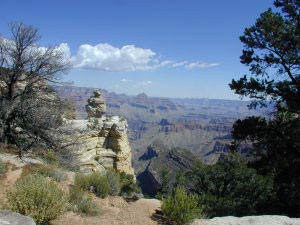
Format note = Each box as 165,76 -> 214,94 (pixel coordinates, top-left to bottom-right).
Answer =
151,209 -> 174,225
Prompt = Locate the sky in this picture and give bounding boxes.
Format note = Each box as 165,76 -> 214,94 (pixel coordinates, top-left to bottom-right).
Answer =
0,0 -> 273,99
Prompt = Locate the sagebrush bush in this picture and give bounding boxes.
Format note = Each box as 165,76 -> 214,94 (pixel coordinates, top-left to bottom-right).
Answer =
7,174 -> 67,225
69,186 -> 100,216
74,171 -> 139,198
74,173 -> 90,190
106,169 -> 121,196
162,187 -> 203,225
74,172 -> 110,198
94,174 -> 110,198
21,164 -> 66,182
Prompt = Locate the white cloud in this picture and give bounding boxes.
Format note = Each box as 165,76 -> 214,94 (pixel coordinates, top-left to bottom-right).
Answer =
71,42 -> 219,72
171,61 -> 188,68
185,62 -> 219,69
72,43 -> 156,71
55,43 -> 71,59
0,37 -> 219,72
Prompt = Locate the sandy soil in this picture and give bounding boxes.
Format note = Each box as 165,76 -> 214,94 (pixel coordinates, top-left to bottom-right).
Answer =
0,162 -> 23,208
51,196 -> 162,225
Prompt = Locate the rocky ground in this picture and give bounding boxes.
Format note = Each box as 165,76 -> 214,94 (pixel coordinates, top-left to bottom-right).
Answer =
1,152 -> 300,225
0,153 -> 162,225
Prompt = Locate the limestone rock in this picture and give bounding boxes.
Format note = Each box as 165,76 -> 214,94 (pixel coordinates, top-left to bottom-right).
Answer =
192,215 -> 300,225
67,90 -> 134,176
85,90 -> 106,119
0,210 -> 35,225
0,153 -> 44,167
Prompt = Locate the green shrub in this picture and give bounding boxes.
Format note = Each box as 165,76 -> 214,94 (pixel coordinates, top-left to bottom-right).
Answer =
119,172 -> 140,195
106,169 -> 121,196
162,187 -> 203,225
69,186 -> 100,216
74,172 -> 110,198
74,171 -> 139,198
157,168 -> 171,199
44,150 -> 59,165
74,173 -> 90,190
21,164 -> 66,182
94,175 -> 110,198
0,160 -> 7,176
37,166 -> 66,182
7,174 -> 67,225
184,153 -> 273,217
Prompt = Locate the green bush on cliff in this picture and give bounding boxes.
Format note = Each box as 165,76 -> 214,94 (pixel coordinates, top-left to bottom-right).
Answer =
162,186 -> 203,225
119,172 -> 140,195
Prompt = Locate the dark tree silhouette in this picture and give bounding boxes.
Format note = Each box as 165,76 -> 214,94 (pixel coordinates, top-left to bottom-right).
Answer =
229,0 -> 300,111
230,0 -> 300,216
0,23 -> 73,155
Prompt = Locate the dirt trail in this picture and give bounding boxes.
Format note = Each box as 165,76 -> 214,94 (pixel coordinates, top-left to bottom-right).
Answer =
51,196 -> 162,225
0,164 -> 22,208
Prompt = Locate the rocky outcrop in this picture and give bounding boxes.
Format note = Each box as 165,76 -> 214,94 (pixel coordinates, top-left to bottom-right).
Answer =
192,215 -> 300,225
85,90 -> 106,119
0,210 -> 36,225
68,90 -> 134,175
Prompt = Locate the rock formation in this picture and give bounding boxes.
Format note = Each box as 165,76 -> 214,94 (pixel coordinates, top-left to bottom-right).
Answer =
0,210 -> 36,225
69,90 -> 134,175
192,215 -> 300,225
85,90 -> 106,119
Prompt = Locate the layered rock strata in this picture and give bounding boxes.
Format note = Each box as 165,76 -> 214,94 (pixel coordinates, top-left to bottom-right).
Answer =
68,90 -> 134,175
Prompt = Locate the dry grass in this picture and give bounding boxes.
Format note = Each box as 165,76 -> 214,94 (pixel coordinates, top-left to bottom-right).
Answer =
0,144 -> 19,155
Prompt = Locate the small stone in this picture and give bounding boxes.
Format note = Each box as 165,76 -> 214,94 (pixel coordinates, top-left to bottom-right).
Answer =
0,210 -> 35,225
124,192 -> 144,201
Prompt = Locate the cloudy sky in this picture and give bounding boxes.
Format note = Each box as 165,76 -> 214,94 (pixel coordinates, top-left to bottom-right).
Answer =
0,0 -> 272,99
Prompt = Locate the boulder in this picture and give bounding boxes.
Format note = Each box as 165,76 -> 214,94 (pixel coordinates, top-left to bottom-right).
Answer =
192,215 -> 300,225
0,210 -> 35,225
123,192 -> 144,202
